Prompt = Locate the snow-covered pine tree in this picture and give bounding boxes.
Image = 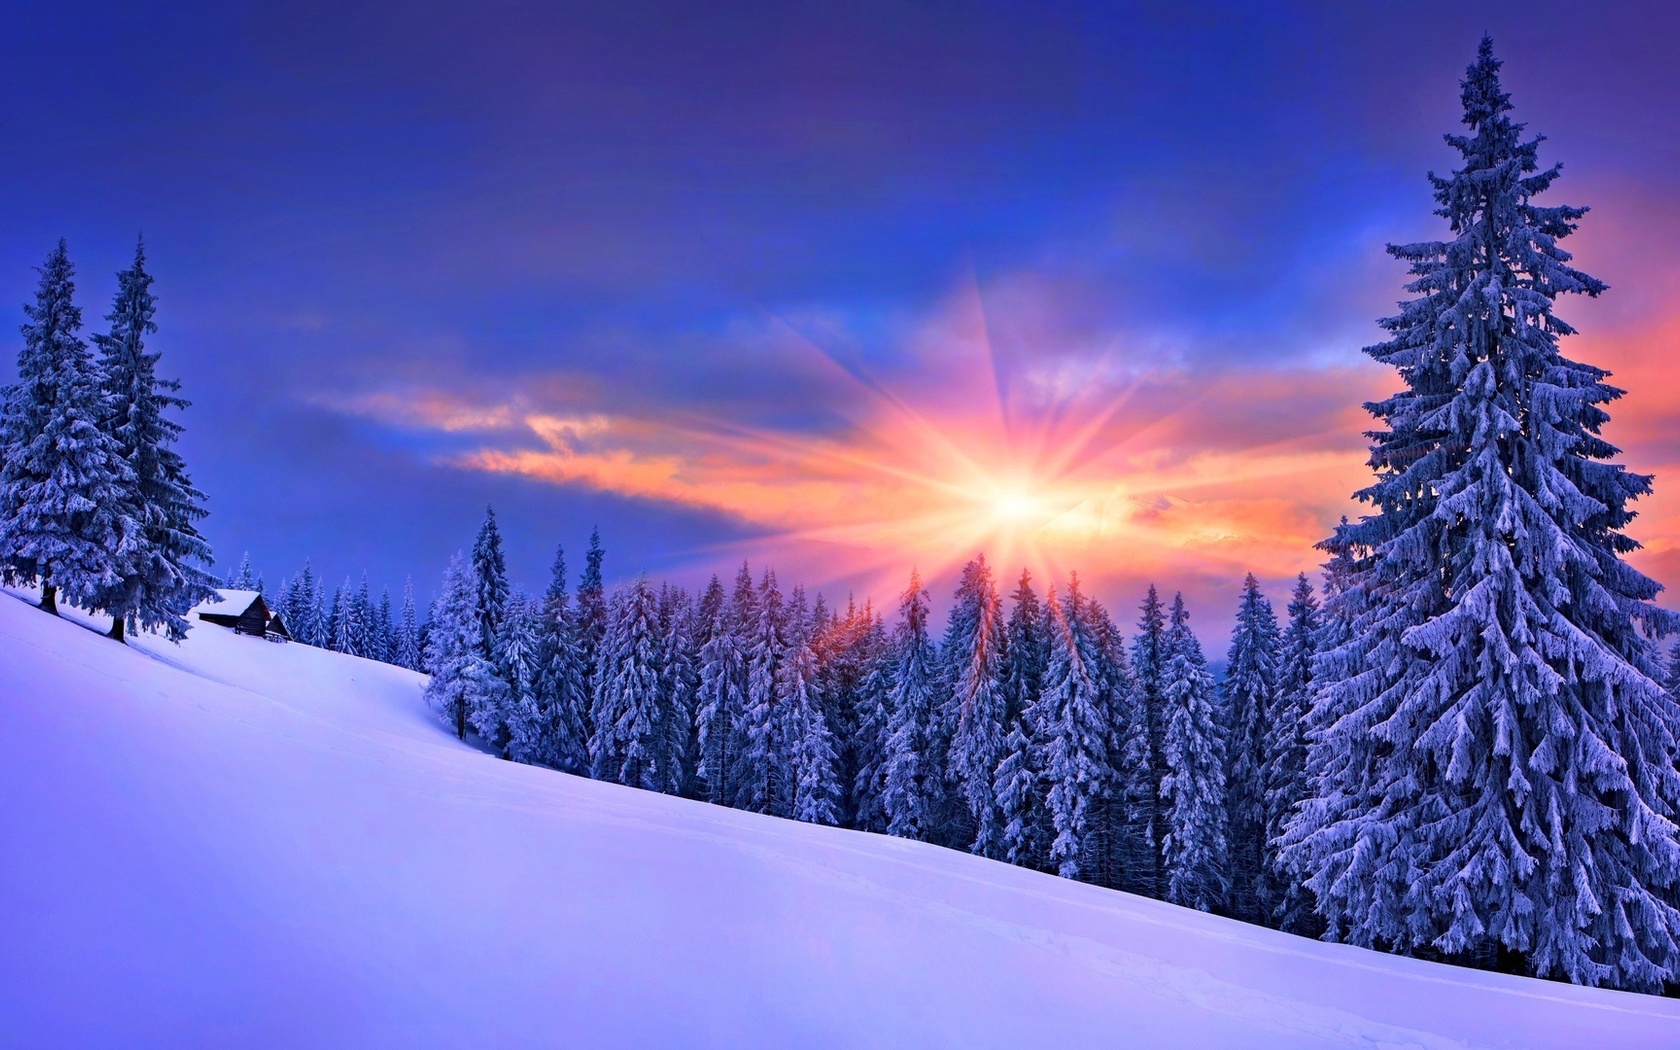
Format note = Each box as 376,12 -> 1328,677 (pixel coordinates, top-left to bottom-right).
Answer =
779,589 -> 840,825
576,527 -> 607,691
590,576 -> 665,790
230,553 -> 256,591
849,607 -> 894,833
1287,40 -> 1680,991
324,581 -> 343,650
424,553 -> 502,741
1036,577 -> 1110,881
655,583 -> 697,797
471,506 -> 509,659
695,574 -> 745,805
374,588 -> 393,662
87,239 -> 216,641
944,555 -> 1010,857
396,578 -> 422,670
0,241 -> 132,617
732,570 -> 786,813
351,573 -> 374,658
1087,593 -> 1143,892
1127,584 -> 1170,897
1222,573 -> 1280,924
331,578 -> 358,655
280,564 -> 317,646
994,571 -> 1050,869
535,545 -> 589,774
881,570 -> 938,840
1160,592 -> 1228,913
498,592 -> 548,765
1267,573 -> 1320,932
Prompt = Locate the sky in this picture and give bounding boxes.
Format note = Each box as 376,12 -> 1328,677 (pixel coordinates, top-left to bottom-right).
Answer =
4,2 -> 1680,635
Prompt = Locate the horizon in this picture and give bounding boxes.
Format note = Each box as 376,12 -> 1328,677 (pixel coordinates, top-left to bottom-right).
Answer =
5,3 -> 1679,638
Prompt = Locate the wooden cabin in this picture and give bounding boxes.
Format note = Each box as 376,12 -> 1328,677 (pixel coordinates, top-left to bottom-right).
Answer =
195,589 -> 291,640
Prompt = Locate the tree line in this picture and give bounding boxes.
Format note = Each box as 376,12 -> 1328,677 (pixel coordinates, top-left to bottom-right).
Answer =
417,505 -> 1324,931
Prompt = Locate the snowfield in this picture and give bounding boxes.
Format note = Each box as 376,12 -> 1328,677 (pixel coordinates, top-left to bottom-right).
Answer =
2,590 -> 1677,1048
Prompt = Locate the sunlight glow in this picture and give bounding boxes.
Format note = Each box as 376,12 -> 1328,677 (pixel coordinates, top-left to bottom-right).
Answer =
333,272 -> 1390,601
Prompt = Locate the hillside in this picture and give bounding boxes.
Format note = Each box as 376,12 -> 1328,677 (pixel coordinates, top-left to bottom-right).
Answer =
1,589 -> 1676,1048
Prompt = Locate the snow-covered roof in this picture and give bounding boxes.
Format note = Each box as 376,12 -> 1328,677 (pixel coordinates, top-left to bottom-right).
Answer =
190,589 -> 264,616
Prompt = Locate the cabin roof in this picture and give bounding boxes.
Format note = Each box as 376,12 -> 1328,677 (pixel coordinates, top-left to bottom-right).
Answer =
190,589 -> 265,617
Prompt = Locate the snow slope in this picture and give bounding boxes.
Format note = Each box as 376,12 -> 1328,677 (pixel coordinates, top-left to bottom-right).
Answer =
2,590 -> 1677,1048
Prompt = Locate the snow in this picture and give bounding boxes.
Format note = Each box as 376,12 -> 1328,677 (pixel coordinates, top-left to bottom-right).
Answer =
2,589 -> 1677,1047
191,588 -> 262,614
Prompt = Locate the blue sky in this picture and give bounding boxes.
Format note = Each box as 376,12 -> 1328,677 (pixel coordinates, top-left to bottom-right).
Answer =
5,2 -> 1679,623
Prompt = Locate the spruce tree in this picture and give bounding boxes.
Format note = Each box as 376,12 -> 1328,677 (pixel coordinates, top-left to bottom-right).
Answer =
944,555 -> 1010,857
1289,40 -> 1680,991
1222,573 -> 1280,923
994,572 -> 1050,868
656,584 -> 698,797
1128,585 -> 1170,896
576,527 -> 608,691
498,593 -> 548,764
0,240 -> 132,616
731,570 -> 786,813
1160,592 -> 1228,912
849,610 -> 894,833
1036,578 -> 1110,881
535,545 -> 590,774
881,570 -> 938,840
230,553 -> 256,591
396,578 -> 422,670
695,575 -> 745,805
780,590 -> 840,825
590,577 -> 665,790
425,553 -> 502,741
88,239 -> 216,640
471,506 -> 509,658
1267,573 -> 1320,932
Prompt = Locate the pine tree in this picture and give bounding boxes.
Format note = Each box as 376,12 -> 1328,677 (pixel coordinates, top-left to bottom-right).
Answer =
590,576 -> 665,790
1222,573 -> 1280,923
0,241 -> 132,617
881,571 -> 938,840
374,587 -> 394,662
1288,40 -> 1680,991
230,552 -> 256,591
498,593 -> 548,764
87,239 -> 216,641
350,573 -> 374,658
1127,585 -> 1170,897
471,506 -> 509,658
655,584 -> 697,797
694,575 -> 745,805
1160,593 -> 1228,912
535,545 -> 590,774
994,571 -> 1050,868
1267,573 -> 1320,932
396,578 -> 422,670
1087,593 -> 1142,892
1037,577 -> 1110,881
425,553 -> 502,741
576,527 -> 608,693
944,555 -> 1010,857
849,610 -> 894,833
281,563 -> 320,646
780,590 -> 840,825
732,570 -> 786,813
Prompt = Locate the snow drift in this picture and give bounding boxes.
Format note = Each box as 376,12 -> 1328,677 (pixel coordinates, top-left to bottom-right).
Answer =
1,589 -> 1676,1048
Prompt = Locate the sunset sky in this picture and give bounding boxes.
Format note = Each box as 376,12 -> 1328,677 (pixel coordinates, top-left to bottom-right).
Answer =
4,2 -> 1679,633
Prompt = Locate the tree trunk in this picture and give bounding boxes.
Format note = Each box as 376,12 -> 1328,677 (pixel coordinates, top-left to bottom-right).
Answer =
108,616 -> 126,643
38,582 -> 58,616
